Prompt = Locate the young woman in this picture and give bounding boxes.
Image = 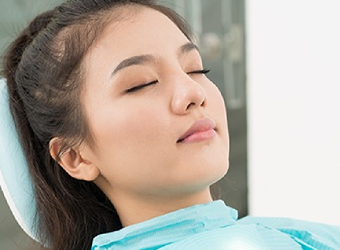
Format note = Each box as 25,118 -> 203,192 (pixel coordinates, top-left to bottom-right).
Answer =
1,0 -> 340,249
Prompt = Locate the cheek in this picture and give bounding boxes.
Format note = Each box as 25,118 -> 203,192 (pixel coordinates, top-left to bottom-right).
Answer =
207,82 -> 229,148
93,105 -> 164,148
88,99 -> 174,168
88,101 -> 180,189
207,82 -> 228,123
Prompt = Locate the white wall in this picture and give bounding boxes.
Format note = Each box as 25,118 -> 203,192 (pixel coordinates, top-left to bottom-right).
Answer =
247,0 -> 340,225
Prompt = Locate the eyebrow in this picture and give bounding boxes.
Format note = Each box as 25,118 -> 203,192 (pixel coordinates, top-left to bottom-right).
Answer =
111,42 -> 199,77
179,42 -> 199,56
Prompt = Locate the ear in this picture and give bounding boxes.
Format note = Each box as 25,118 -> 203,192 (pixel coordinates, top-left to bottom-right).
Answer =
49,138 -> 100,181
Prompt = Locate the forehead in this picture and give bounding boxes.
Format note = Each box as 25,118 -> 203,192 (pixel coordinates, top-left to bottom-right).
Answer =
88,6 -> 190,62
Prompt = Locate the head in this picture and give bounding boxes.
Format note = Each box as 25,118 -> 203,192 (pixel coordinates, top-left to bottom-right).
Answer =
3,0 -> 229,249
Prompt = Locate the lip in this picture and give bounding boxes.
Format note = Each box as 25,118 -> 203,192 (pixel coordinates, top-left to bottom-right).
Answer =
177,118 -> 216,143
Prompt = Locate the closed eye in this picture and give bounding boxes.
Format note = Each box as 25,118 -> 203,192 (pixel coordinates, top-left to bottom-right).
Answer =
125,80 -> 158,93
125,69 -> 210,93
187,68 -> 211,75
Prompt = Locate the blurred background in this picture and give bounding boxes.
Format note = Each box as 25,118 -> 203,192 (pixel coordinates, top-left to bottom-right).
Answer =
0,0 -> 339,249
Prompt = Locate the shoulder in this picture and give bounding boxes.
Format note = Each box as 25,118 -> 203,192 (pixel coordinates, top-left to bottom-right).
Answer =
238,216 -> 340,249
161,217 -> 340,250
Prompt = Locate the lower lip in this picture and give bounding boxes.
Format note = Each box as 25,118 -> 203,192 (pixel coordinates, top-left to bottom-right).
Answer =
180,129 -> 216,143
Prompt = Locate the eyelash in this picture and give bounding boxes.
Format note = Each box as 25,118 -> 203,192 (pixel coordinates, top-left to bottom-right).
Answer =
125,68 -> 211,93
188,68 -> 211,75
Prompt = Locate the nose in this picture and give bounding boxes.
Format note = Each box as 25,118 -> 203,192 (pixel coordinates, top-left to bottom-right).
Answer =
170,74 -> 207,115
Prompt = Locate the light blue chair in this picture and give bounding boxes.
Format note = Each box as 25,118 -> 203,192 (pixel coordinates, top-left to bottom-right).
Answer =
0,78 -> 38,241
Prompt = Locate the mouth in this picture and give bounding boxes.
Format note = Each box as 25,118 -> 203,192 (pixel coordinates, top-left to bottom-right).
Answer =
177,118 -> 216,143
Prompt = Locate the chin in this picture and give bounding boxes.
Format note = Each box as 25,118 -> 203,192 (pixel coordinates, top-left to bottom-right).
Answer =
190,160 -> 229,190
208,162 -> 229,185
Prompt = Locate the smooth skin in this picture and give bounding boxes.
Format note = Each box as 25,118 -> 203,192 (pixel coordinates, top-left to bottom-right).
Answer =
51,6 -> 229,227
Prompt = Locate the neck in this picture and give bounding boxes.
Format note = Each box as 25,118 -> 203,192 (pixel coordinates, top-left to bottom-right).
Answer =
110,188 -> 213,227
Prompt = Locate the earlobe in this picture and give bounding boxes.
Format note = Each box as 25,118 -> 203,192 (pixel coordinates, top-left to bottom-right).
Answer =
49,138 -> 100,181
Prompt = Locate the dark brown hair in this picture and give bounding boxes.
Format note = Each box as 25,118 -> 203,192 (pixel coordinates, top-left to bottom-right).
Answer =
2,1 -> 192,249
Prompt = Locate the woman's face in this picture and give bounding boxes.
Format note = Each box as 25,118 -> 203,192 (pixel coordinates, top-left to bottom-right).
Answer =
80,6 -> 229,203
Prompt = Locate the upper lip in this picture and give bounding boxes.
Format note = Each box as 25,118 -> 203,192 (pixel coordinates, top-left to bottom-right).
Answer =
177,118 -> 216,143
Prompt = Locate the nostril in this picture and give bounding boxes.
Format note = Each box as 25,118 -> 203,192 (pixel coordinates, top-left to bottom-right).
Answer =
200,98 -> 206,107
185,96 -> 206,111
186,102 -> 195,110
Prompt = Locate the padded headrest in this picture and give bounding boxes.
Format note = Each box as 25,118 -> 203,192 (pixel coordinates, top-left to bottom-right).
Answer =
0,78 -> 38,241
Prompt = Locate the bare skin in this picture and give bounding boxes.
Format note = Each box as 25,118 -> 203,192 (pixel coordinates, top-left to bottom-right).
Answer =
52,6 -> 229,227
